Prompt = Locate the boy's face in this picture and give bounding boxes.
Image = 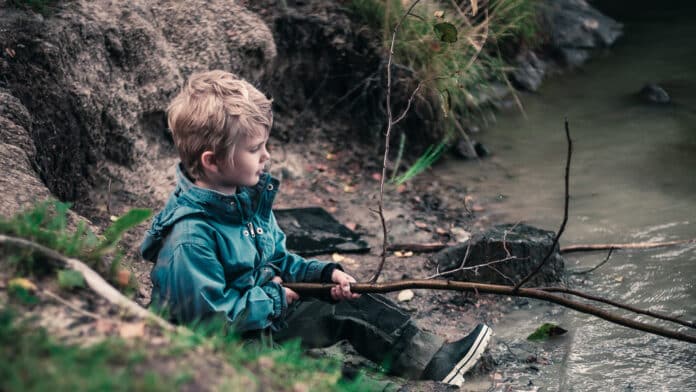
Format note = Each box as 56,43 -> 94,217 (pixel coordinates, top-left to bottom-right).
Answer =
209,134 -> 270,192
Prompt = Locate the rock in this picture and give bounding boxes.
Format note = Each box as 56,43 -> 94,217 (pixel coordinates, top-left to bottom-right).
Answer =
512,51 -> 547,92
542,0 -> 623,67
639,83 -> 671,104
429,224 -> 565,286
454,139 -> 490,160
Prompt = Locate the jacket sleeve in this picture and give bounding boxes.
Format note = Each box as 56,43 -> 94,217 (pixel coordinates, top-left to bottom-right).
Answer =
154,241 -> 286,332
266,211 -> 332,283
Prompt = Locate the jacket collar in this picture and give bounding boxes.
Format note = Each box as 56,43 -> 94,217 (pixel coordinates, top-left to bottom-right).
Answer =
174,163 -> 279,223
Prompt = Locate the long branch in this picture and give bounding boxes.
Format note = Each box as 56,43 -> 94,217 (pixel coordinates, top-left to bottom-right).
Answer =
285,280 -> 696,344
513,119 -> 572,291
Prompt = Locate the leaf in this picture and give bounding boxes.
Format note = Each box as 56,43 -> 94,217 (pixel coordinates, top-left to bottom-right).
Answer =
8,277 -> 37,292
527,323 -> 567,341
470,0 -> 478,16
433,10 -> 445,19
119,322 -> 145,339
99,208 -> 152,251
58,269 -> 86,290
332,253 -> 345,262
116,269 -> 131,287
439,89 -> 452,118
433,22 -> 458,43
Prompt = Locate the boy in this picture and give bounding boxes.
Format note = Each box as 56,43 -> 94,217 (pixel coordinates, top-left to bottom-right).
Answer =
140,70 -> 491,386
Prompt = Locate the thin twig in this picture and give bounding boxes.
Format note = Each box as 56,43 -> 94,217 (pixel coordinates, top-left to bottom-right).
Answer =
41,288 -> 101,320
513,119 -> 572,291
560,238 -> 696,254
370,0 -> 423,283
570,248 -> 614,275
285,279 -> 696,344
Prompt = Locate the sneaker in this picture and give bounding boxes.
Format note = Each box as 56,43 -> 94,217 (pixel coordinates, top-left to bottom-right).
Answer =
421,324 -> 493,387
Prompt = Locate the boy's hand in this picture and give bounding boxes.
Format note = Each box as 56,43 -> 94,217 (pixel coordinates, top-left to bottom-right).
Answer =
272,276 -> 299,304
331,269 -> 360,301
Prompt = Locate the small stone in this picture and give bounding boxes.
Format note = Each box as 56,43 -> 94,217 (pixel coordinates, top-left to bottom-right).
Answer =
397,289 -> 415,302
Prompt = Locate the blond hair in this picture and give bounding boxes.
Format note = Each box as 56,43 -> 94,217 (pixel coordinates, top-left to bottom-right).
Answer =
167,70 -> 272,180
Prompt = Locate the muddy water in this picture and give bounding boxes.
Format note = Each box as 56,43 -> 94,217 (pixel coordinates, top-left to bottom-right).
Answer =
435,3 -> 696,391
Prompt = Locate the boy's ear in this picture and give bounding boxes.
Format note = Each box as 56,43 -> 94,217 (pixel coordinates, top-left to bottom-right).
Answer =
200,151 -> 219,174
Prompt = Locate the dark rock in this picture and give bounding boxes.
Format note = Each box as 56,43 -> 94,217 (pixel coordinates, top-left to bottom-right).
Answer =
639,83 -> 671,104
429,224 -> 565,286
454,139 -> 489,160
542,0 -> 623,67
512,52 -> 546,92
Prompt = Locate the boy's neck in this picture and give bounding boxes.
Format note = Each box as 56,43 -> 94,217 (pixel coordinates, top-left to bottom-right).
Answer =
194,179 -> 237,195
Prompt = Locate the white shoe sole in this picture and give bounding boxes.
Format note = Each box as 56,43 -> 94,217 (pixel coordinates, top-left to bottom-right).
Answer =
442,324 -> 493,387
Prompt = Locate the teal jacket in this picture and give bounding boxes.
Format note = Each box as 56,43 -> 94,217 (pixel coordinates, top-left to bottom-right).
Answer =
140,164 -> 335,332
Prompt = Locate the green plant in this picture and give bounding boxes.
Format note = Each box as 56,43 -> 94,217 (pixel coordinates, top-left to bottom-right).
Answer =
350,0 -> 542,179
0,307 -> 179,392
0,200 -> 151,285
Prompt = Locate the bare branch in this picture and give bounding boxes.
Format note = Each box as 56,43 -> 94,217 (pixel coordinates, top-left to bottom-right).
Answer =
285,279 -> 696,344
541,286 -> 696,329
370,0 -> 424,283
570,248 -> 614,275
560,238 -> 696,254
392,81 -> 425,126
513,119 -> 572,291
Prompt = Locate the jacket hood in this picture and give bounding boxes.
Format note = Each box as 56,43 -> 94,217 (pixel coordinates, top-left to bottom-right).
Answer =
140,163 -> 278,262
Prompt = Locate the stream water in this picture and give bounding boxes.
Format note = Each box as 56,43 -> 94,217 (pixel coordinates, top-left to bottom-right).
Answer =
435,2 -> 696,390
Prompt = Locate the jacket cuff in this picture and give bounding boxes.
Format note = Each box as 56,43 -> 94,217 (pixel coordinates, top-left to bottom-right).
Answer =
320,263 -> 344,283
261,281 -> 287,320
304,260 -> 332,282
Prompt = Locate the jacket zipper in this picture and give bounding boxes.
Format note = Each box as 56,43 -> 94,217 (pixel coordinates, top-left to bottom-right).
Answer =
248,221 -> 256,238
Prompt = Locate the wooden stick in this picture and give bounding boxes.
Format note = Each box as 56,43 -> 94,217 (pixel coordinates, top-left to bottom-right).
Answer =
285,280 -> 696,344
386,242 -> 448,252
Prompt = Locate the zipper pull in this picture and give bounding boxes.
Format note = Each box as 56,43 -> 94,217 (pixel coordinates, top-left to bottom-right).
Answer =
248,222 -> 256,238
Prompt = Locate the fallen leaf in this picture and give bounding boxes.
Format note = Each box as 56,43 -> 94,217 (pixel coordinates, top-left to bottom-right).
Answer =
345,222 -> 357,231
325,152 -> 336,161
435,227 -> 449,235
343,185 -> 355,193
109,215 -> 118,222
95,319 -> 118,334
332,253 -> 345,262
471,204 -> 485,212
433,10 -> 445,18
371,173 -> 382,181
397,289 -> 415,302
414,221 -> 428,229
8,277 -> 37,292
116,269 -> 131,287
119,322 -> 145,339
451,227 -> 471,243
614,276 -> 624,283
393,251 -> 404,257
257,356 -> 275,369
396,184 -> 407,193
292,382 -> 309,392
5,47 -> 16,58
327,206 -> 337,214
